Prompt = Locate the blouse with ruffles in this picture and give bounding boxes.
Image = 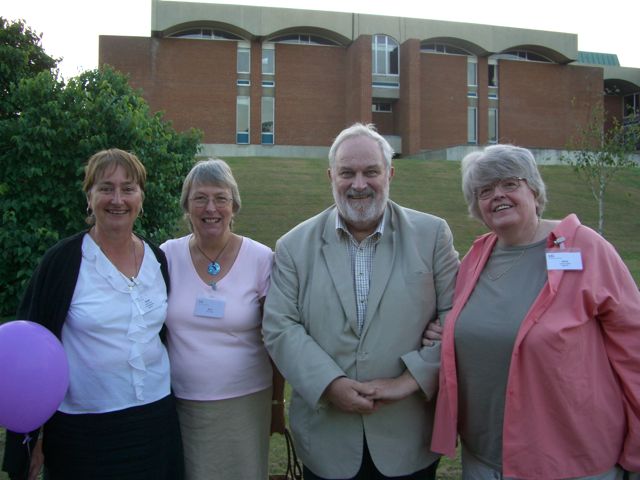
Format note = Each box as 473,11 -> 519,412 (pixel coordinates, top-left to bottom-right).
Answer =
58,234 -> 171,413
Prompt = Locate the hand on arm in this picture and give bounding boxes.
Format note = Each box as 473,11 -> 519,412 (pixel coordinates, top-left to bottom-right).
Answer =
362,370 -> 420,405
422,318 -> 443,347
323,377 -> 377,414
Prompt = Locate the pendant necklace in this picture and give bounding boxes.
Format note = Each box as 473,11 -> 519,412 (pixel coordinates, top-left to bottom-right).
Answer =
194,235 -> 232,289
93,229 -> 139,289
121,238 -> 140,289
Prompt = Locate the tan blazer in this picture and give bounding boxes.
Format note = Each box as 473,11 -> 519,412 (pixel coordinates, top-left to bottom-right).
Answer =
263,201 -> 459,478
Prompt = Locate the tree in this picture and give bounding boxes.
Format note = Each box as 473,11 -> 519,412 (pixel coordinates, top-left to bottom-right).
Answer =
0,18 -> 202,316
563,104 -> 640,235
0,17 -> 58,115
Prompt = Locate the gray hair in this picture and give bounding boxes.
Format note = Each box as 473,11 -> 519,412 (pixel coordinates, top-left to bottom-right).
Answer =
461,144 -> 547,221
180,158 -> 241,229
328,123 -> 394,171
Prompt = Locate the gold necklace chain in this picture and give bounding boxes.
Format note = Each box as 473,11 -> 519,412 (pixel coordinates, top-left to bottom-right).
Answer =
487,220 -> 541,282
91,230 -> 139,285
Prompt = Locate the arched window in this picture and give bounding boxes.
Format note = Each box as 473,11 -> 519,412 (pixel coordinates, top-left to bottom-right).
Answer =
270,34 -> 339,46
170,28 -> 243,41
496,50 -> 552,63
372,35 -> 399,76
420,42 -> 471,56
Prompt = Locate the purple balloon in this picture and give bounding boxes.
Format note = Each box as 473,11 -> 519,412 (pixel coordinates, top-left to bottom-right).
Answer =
0,320 -> 69,433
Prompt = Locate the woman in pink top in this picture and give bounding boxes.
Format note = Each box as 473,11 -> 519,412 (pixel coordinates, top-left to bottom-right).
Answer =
161,159 -> 285,480
427,145 -> 640,479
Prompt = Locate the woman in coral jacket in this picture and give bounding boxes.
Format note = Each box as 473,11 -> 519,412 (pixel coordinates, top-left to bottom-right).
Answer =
428,145 -> 640,480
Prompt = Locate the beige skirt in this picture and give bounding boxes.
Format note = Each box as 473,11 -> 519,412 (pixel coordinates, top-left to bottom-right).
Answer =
176,387 -> 272,480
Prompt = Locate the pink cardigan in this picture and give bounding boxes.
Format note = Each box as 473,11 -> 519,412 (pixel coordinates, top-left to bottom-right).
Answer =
431,214 -> 640,479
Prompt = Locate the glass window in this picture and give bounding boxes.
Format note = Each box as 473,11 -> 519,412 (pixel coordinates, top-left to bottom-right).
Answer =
372,102 -> 392,112
170,28 -> 242,40
237,45 -> 250,74
489,108 -> 498,143
467,58 -> 477,86
261,97 -> 274,145
236,96 -> 250,144
489,63 -> 498,87
468,107 -> 477,144
262,44 -> 275,75
623,93 -> 639,118
270,34 -> 339,46
372,35 -> 399,75
496,50 -> 552,63
421,42 -> 472,55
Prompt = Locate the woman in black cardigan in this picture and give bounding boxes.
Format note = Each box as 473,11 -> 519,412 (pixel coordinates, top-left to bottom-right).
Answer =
2,148 -> 182,480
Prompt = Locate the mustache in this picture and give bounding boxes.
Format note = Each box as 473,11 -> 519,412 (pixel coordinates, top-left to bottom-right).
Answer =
346,187 -> 375,199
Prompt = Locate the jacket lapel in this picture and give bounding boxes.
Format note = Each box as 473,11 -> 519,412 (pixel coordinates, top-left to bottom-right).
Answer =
321,209 -> 359,334
360,208 -> 395,338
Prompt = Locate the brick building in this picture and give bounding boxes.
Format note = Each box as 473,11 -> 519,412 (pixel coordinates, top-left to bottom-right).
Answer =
99,0 -> 640,159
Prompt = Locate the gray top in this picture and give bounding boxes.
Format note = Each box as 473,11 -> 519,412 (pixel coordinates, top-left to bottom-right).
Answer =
454,238 -> 548,470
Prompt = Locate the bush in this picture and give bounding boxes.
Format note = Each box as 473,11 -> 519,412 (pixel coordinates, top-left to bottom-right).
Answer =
0,32 -> 202,315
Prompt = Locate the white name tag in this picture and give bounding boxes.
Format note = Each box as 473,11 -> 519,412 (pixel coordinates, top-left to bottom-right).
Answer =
135,297 -> 160,315
545,250 -> 583,270
194,297 -> 225,318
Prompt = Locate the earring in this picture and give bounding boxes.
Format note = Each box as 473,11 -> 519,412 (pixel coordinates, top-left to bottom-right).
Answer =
86,206 -> 93,217
138,206 -> 144,218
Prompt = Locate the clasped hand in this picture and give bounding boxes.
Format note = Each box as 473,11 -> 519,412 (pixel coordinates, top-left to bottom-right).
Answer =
324,370 -> 419,414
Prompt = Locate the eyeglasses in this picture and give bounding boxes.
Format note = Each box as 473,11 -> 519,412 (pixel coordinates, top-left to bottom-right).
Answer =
476,177 -> 525,200
190,195 -> 232,208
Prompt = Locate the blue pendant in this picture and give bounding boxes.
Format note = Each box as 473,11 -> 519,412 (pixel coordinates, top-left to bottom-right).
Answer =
208,261 -> 221,276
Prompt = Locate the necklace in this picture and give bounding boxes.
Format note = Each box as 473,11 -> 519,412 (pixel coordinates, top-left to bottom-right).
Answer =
194,235 -> 232,277
92,229 -> 139,288
487,220 -> 540,282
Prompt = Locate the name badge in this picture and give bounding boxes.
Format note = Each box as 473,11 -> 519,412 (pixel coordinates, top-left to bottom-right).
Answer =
136,296 -> 159,314
545,250 -> 583,270
194,297 -> 225,318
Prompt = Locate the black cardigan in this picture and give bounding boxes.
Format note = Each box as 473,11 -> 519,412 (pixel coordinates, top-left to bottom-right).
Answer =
2,231 -> 170,479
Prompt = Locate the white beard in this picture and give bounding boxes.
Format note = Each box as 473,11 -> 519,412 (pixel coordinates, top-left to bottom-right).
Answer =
332,184 -> 388,230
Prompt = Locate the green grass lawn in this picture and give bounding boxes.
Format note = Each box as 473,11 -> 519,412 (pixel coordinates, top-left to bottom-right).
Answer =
1,157 -> 638,479
227,157 -> 639,282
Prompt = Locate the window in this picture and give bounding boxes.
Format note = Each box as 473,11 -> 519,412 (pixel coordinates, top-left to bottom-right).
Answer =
468,107 -> 477,144
623,93 -> 639,119
261,97 -> 274,145
489,63 -> 498,87
236,97 -> 250,144
262,44 -> 275,75
237,43 -> 250,74
496,50 -> 552,63
270,34 -> 339,46
170,28 -> 242,41
420,43 -> 471,56
467,57 -> 477,87
372,102 -> 392,113
489,108 -> 498,143
372,35 -> 399,75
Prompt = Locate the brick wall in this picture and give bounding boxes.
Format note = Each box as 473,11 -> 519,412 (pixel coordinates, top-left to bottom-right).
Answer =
274,44 -> 347,146
499,61 -> 603,149
100,36 -> 237,143
420,53 -> 468,150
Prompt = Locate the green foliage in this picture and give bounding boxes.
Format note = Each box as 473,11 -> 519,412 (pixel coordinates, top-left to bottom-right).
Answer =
0,17 -> 58,115
563,104 -> 640,235
0,20 -> 202,316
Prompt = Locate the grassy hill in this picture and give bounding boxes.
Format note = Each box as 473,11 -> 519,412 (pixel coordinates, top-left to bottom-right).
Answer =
227,157 -> 639,282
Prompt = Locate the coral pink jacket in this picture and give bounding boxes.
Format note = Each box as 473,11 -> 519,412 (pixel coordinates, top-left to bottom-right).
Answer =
431,214 -> 640,479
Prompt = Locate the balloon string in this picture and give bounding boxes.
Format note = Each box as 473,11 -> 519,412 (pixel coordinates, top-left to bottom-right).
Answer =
23,433 -> 33,458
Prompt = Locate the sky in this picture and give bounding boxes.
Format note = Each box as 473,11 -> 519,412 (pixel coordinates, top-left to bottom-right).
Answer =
4,0 -> 640,81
